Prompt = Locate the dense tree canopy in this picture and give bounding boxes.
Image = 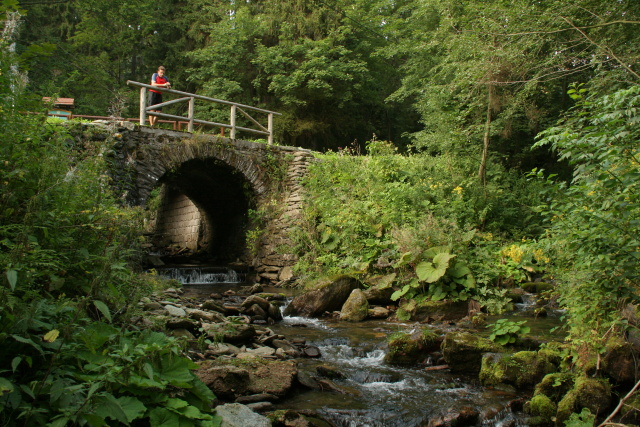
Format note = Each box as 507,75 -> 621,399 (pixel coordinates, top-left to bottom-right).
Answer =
15,0 -> 640,159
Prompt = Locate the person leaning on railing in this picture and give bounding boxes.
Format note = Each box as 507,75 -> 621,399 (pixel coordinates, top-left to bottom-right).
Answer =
149,65 -> 171,127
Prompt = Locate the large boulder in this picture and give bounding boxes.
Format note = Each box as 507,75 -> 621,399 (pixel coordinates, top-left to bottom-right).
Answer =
197,359 -> 298,400
196,364 -> 250,399
284,275 -> 361,317
555,376 -> 611,425
412,300 -> 469,322
441,331 -> 502,374
479,350 -> 558,389
339,289 -> 369,322
384,329 -> 441,366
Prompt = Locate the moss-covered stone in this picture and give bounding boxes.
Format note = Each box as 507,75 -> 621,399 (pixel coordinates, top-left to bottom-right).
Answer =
412,300 -> 469,322
602,335 -> 638,385
384,328 -> 442,366
555,376 -> 611,425
479,350 -> 557,389
284,275 -> 361,317
441,331 -> 502,374
525,394 -> 557,424
339,289 -> 369,322
534,372 -> 574,402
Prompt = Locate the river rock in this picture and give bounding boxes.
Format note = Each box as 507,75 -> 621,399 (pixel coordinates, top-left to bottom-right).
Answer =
206,343 -> 241,356
363,285 -> 395,305
368,306 -> 390,319
196,364 -> 250,399
303,346 -> 321,358
246,401 -> 273,412
479,350 -> 558,389
165,317 -> 198,331
242,295 -> 271,312
428,406 -> 479,427
143,301 -> 163,311
235,393 -> 280,404
441,331 -> 502,374
201,299 -> 228,314
384,329 -> 441,366
246,303 -> 267,320
268,303 -> 283,321
201,322 -> 256,344
215,403 -> 271,427
164,304 -> 187,317
555,376 -> 611,425
247,346 -> 276,357
339,289 -> 369,322
284,275 -> 362,317
412,300 -> 469,322
246,360 -> 298,396
187,308 -> 226,323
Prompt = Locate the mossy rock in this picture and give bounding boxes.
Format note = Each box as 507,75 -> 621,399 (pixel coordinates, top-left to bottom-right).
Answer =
534,372 -> 574,403
412,300 -> 469,322
384,329 -> 441,366
555,376 -> 611,425
602,335 -> 638,385
201,322 -> 256,344
479,350 -> 558,389
524,394 -> 557,425
521,282 -> 555,294
284,275 -> 361,317
339,289 -> 369,322
441,331 -> 502,374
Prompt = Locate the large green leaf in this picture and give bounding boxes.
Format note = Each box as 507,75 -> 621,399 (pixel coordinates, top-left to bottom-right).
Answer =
117,396 -> 147,423
416,252 -> 455,283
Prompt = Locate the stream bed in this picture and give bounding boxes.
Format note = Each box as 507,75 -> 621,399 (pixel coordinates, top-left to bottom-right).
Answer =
165,267 -> 561,426
268,314 -> 525,426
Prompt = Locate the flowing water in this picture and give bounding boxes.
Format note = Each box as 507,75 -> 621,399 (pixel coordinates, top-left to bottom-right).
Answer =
269,314 -> 526,426
167,267 -> 561,426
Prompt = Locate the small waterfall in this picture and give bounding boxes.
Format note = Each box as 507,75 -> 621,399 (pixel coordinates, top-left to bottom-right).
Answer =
156,267 -> 244,284
514,292 -> 537,311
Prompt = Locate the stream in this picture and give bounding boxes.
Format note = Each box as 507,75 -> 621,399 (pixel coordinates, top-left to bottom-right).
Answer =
160,266 -> 561,426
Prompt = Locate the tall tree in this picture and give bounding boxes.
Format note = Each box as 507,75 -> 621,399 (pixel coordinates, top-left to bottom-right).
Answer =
380,0 -> 640,180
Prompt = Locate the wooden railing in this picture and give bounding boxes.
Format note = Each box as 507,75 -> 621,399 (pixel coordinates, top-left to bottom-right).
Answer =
126,80 -> 281,144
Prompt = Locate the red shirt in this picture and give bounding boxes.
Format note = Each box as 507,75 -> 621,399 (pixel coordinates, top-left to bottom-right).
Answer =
150,73 -> 169,94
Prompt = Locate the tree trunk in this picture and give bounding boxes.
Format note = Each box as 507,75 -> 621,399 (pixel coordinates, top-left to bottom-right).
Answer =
478,83 -> 493,186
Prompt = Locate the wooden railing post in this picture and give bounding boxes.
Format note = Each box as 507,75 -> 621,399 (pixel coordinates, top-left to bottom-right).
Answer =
188,97 -> 195,132
267,113 -> 274,145
139,87 -> 147,126
230,104 -> 237,139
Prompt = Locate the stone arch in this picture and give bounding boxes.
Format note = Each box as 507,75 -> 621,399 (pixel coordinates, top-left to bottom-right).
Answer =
133,135 -> 271,209
152,156 -> 257,262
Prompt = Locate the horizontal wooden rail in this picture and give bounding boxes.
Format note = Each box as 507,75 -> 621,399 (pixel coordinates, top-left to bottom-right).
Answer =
126,80 -> 280,144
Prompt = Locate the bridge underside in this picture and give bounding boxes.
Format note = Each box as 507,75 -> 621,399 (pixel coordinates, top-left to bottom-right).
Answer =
152,158 -> 254,263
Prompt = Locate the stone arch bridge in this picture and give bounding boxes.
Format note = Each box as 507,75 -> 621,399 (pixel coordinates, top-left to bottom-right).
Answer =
81,123 -> 316,284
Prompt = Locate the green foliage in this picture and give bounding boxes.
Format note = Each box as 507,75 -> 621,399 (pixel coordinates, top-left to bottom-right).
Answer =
293,136 -> 546,309
0,300 -> 217,426
564,408 -> 595,427
534,84 -> 640,347
488,319 -> 530,346
0,45 -> 217,425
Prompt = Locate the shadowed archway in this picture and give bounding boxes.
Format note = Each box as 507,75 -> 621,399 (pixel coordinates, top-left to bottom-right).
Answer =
153,158 -> 255,262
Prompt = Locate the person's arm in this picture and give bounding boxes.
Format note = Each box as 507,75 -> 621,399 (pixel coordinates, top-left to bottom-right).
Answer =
151,73 -> 170,88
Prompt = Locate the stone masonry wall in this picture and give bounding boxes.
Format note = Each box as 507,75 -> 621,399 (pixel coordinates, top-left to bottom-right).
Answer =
256,151 -> 316,283
155,189 -> 202,251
